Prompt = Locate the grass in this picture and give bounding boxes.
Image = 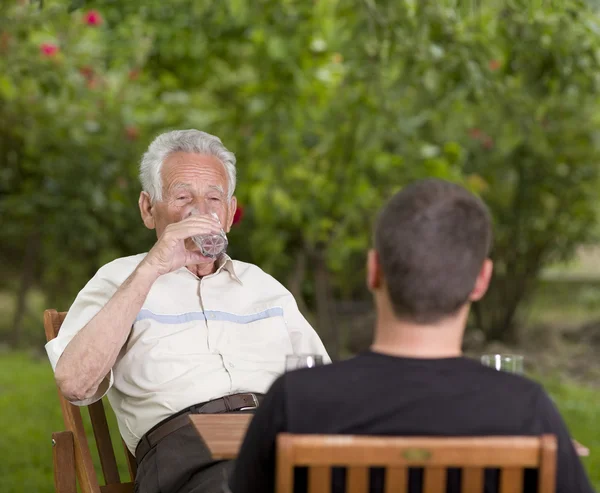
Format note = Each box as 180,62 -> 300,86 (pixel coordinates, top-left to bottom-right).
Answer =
0,351 -> 598,492
0,351 -> 130,493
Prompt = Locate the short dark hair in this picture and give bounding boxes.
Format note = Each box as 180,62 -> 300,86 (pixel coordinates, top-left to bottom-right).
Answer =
374,179 -> 492,323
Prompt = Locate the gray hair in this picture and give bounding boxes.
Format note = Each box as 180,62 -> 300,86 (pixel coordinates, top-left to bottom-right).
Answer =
139,129 -> 237,202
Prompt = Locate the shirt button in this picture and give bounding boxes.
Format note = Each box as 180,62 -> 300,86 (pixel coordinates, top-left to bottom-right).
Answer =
228,362 -> 235,369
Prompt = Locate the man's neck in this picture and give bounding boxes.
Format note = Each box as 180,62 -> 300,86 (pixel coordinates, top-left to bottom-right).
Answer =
370,312 -> 465,359
187,261 -> 218,278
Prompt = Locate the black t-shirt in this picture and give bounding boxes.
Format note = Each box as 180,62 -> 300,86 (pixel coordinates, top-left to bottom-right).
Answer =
230,351 -> 594,493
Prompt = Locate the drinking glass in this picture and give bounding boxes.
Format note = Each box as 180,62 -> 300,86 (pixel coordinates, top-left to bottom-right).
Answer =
285,354 -> 324,371
191,211 -> 228,258
480,354 -> 524,375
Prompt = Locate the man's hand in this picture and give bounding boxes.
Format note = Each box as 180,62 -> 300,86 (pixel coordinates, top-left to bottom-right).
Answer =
141,215 -> 222,277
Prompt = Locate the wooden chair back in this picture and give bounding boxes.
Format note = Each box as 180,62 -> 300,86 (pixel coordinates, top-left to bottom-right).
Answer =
276,433 -> 557,493
44,309 -> 136,493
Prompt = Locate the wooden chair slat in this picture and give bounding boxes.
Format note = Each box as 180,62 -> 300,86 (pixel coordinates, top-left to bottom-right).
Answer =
538,435 -> 557,493
89,400 -> 121,485
99,483 -> 134,493
461,467 -> 484,493
500,468 -> 523,493
287,436 -> 541,467
423,466 -> 446,493
347,466 -> 369,493
275,434 -> 295,493
52,431 -> 77,493
384,467 -> 407,493
308,466 -> 331,493
57,381 -> 101,493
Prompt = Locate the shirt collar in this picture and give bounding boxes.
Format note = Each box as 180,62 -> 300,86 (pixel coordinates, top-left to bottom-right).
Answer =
215,253 -> 243,285
176,253 -> 243,285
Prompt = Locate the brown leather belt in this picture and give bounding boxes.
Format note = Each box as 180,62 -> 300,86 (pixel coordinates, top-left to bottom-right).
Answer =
135,392 -> 263,464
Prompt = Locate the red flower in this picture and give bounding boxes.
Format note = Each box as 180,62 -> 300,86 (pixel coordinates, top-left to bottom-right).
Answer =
468,128 -> 482,139
40,43 -> 59,57
488,59 -> 501,71
79,66 -> 94,80
232,206 -> 244,225
84,10 -> 103,26
125,126 -> 139,141
128,69 -> 140,81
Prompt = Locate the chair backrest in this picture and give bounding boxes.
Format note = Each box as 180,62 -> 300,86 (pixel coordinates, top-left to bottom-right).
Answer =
276,433 -> 557,493
44,309 -> 136,493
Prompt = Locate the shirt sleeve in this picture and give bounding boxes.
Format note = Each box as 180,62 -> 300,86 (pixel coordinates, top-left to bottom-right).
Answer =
229,375 -> 287,493
533,388 -> 595,493
282,297 -> 331,363
44,265 -> 121,406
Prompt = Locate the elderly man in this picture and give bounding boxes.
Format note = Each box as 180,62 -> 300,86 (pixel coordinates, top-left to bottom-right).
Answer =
45,129 -> 330,493
230,179 -> 593,493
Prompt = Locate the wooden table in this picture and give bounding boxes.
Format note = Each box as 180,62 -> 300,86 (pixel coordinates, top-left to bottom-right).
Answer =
189,414 -> 254,459
189,414 -> 589,459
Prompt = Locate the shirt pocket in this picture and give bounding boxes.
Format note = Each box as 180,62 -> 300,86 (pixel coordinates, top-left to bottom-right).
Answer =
214,306 -> 293,364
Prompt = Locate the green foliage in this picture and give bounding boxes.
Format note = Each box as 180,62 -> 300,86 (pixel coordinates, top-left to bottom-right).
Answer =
2,0 -> 600,344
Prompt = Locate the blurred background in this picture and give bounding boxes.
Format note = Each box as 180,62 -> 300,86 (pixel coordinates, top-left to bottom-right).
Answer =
1,0 -> 600,490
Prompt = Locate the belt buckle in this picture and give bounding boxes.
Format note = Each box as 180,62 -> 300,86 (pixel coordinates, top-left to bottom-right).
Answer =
238,393 -> 259,411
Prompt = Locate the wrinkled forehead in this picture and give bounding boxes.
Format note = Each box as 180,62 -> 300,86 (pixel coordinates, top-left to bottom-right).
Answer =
161,152 -> 229,194
168,182 -> 226,196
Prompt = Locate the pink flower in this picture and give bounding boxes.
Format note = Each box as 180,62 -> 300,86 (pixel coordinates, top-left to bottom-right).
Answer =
84,10 -> 103,26
488,59 -> 501,71
40,43 -> 59,57
232,206 -> 244,225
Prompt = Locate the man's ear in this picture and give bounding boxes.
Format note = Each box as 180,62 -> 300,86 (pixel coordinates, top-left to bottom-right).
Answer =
139,191 -> 156,230
225,196 -> 237,233
470,258 -> 493,302
366,249 -> 383,291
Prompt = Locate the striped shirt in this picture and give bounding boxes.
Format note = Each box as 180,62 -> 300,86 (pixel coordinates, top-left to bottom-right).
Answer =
45,253 -> 330,454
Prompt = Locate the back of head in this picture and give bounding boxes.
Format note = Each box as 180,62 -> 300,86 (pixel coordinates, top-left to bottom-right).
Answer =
374,179 -> 492,324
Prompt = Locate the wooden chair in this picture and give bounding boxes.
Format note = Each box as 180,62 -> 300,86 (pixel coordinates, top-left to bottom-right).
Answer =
44,309 -> 137,493
276,434 -> 557,493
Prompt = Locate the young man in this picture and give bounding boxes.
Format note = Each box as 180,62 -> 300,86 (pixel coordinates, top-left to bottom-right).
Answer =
229,179 -> 593,493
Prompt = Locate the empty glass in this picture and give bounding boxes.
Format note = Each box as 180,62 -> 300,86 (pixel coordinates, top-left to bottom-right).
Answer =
285,354 -> 324,371
191,211 -> 228,258
480,354 -> 524,375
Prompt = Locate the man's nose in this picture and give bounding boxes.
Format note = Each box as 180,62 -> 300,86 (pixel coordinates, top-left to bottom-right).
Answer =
186,199 -> 210,218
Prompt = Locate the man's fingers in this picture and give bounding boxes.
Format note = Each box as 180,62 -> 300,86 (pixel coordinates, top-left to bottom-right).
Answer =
164,218 -> 221,240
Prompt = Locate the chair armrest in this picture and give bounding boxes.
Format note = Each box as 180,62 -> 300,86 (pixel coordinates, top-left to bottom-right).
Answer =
52,431 -> 77,493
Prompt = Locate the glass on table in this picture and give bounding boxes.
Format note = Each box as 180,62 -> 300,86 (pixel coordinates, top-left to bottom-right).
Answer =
285,354 -> 324,371
480,354 -> 524,375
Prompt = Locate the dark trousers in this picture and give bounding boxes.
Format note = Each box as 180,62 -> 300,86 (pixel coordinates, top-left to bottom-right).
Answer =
135,422 -> 233,493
